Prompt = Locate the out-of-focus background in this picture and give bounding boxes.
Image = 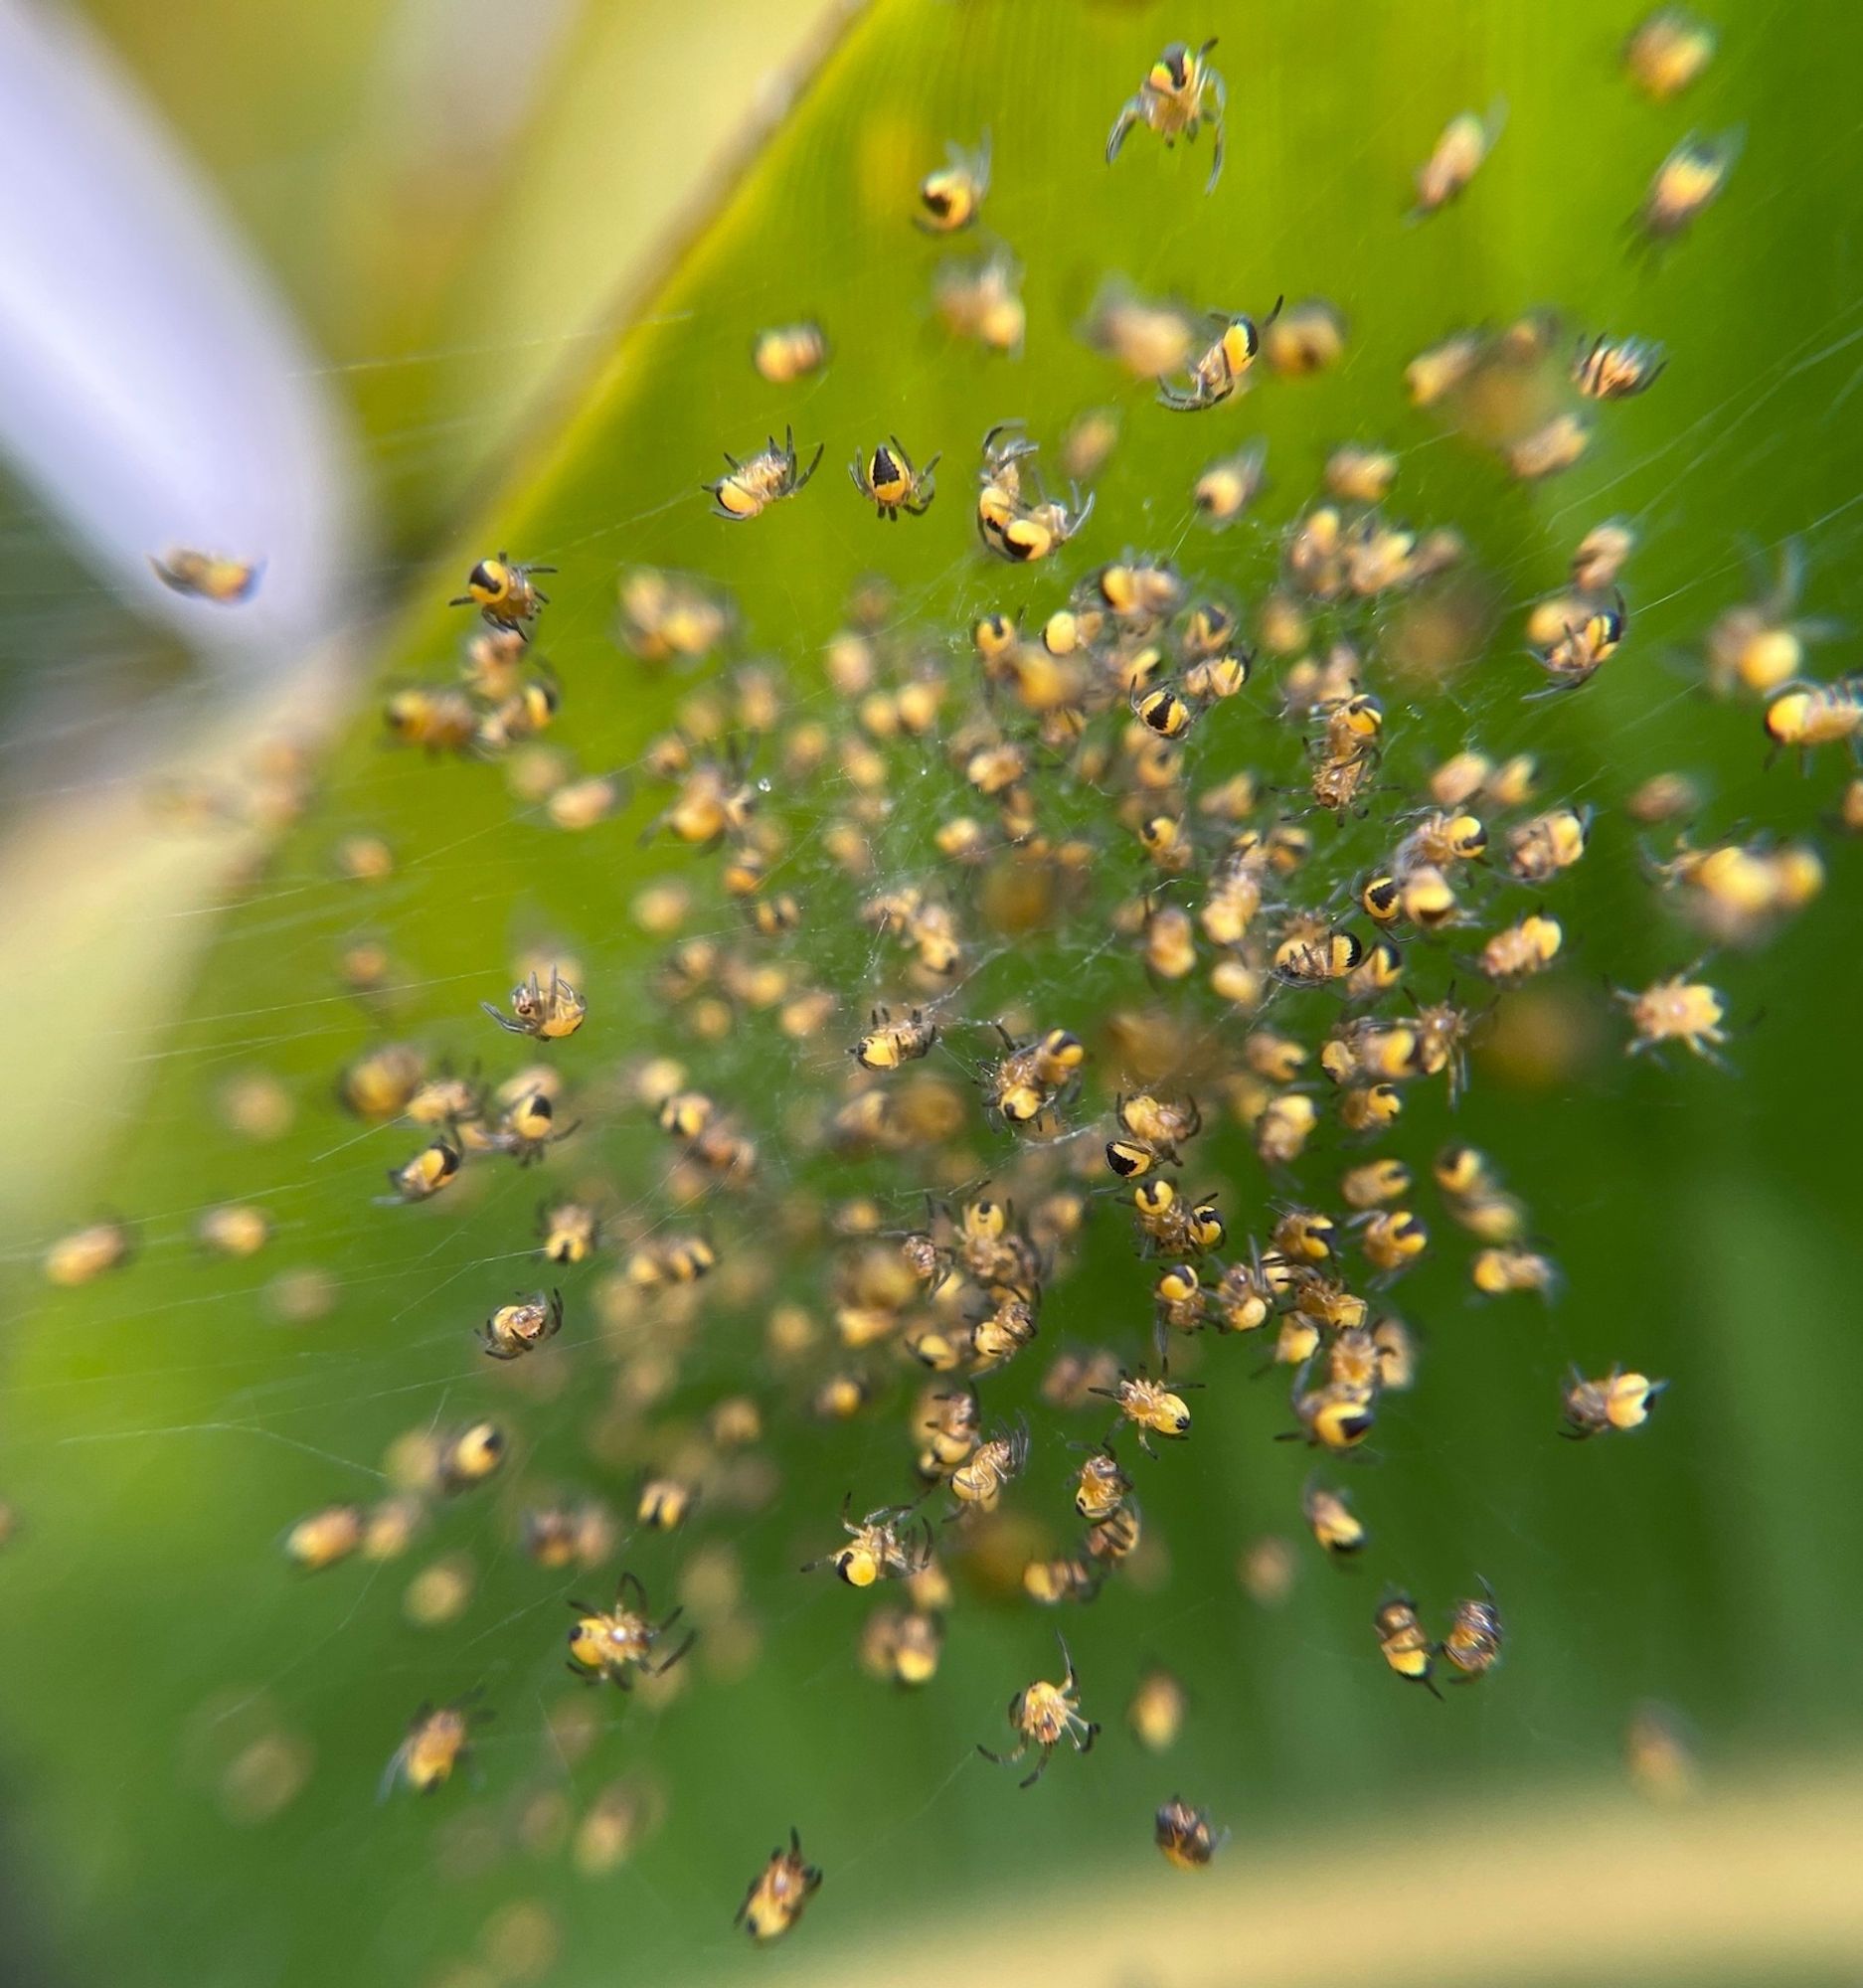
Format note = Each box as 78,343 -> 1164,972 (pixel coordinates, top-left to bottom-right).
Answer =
3,3 -> 1863,1986
0,0 -> 851,1238
0,6 -> 853,1977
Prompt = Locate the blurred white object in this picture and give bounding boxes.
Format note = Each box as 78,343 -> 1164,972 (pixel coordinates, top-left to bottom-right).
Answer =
0,1 -> 356,668
0,2 -> 363,1239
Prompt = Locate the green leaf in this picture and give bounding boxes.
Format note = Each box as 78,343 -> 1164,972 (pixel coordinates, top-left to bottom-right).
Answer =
9,3 -> 1863,1986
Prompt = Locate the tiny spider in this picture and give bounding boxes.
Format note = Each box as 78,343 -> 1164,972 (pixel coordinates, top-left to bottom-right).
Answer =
482,1288 -> 563,1361
979,1635 -> 1100,1787
1156,1796 -> 1225,1868
449,553 -> 554,630
985,1023 -> 1086,1125
1091,1365 -> 1200,1456
482,965 -> 586,1042
1531,591 -> 1626,694
383,1137 -> 461,1204
1107,40 -> 1227,193
481,1085 -> 579,1167
1639,130 -> 1739,242
1157,302 -> 1282,412
1411,104 -> 1504,220
1374,1596 -> 1440,1698
149,549 -> 261,603
1617,971 -> 1731,1066
706,425 -> 823,520
801,1495 -> 934,1586
850,437 -> 940,520
1573,333 -> 1666,400
947,1416 -> 1030,1511
752,320 -> 827,385
566,1573 -> 695,1688
381,1695 -> 484,1797
1562,1365 -> 1666,1437
736,1828 -> 821,1941
1005,491 -> 1094,564
1073,1445 -> 1132,1526
854,1005 -> 937,1072
1441,1580 -> 1504,1680
1765,676 -> 1863,761
918,134 -> 990,233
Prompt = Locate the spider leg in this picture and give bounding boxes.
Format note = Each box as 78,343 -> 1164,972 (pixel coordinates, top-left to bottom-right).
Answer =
1206,81 -> 1227,193
652,1629 -> 698,1675
1106,100 -> 1139,164
377,1744 -> 410,1803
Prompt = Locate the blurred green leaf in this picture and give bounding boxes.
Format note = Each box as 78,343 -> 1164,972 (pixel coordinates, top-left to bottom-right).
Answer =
7,3 -> 1863,1986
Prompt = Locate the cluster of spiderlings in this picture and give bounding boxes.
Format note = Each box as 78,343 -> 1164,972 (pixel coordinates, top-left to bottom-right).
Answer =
380,564 -> 566,758
41,6 -> 1862,1941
